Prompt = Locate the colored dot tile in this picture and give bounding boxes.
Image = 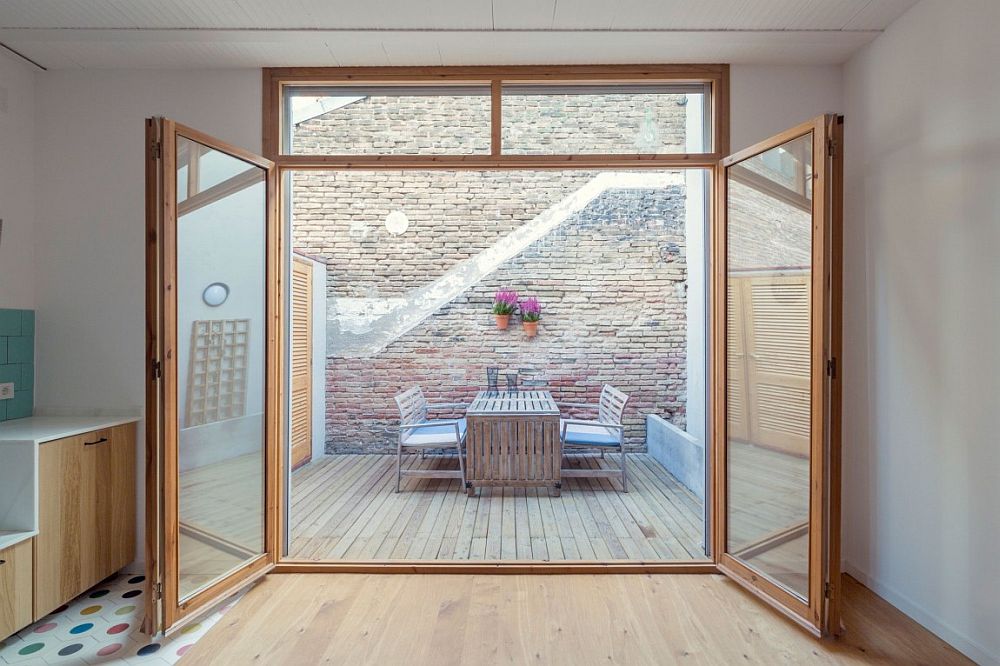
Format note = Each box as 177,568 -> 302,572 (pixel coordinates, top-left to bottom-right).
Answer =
69,622 -> 94,634
97,643 -> 123,657
128,575 -> 146,584
81,605 -> 102,615
18,642 -> 45,655
33,622 -> 57,633
48,604 -> 69,615
89,589 -> 110,598
58,643 -> 84,656
115,604 -> 136,616
107,623 -> 130,635
136,643 -> 161,656
177,643 -> 194,656
122,589 -> 142,599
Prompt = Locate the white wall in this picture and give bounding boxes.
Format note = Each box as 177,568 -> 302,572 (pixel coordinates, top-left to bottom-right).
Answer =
31,69 -> 261,562
730,64 -> 844,151
842,2 -> 1000,663
0,51 -> 36,309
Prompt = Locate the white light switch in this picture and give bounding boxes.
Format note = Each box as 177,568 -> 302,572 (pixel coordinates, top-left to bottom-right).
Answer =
0,383 -> 14,400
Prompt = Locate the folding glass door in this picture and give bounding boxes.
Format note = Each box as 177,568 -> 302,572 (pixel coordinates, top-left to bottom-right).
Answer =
714,114 -> 843,635
145,118 -> 280,633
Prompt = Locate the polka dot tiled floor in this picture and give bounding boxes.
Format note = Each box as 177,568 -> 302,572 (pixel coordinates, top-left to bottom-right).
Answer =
0,573 -> 237,665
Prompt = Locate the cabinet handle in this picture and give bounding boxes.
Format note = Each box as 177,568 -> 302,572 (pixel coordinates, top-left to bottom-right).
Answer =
0,559 -> 6,566
84,437 -> 109,446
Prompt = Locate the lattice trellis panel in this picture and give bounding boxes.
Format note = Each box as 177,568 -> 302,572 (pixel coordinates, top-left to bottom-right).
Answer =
185,319 -> 250,427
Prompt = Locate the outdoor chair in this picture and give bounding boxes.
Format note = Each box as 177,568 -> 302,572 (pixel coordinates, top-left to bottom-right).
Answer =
393,386 -> 468,492
558,385 -> 630,492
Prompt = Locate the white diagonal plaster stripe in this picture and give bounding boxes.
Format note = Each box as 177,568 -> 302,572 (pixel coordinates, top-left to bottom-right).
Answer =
328,171 -> 680,357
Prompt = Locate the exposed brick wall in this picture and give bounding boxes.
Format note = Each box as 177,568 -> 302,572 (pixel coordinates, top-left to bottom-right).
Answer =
289,94 -> 695,455
291,92 -> 688,155
291,170 -> 593,298
314,184 -> 690,454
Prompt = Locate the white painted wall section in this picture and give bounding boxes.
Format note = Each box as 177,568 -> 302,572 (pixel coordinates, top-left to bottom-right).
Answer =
842,2 -> 1000,663
0,51 -> 36,310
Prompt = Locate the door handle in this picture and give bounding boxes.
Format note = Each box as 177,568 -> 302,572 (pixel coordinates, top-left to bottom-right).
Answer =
84,437 -> 108,446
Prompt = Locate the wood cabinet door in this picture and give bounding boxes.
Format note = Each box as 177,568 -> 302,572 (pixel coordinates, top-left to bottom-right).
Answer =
93,424 -> 137,580
35,434 -> 88,618
35,425 -> 136,619
0,539 -> 33,639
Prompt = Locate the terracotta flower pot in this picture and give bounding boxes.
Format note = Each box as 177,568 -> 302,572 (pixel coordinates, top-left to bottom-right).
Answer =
495,314 -> 511,330
522,321 -> 539,338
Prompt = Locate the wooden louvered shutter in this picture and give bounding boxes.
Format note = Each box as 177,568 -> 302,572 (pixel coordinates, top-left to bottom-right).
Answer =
744,274 -> 811,457
290,256 -> 313,470
726,279 -> 751,441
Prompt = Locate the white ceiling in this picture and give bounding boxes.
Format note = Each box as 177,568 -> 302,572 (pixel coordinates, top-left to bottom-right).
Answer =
0,0 -> 919,69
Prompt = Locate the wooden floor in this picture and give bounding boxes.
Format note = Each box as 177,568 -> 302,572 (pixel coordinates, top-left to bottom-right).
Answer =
180,574 -> 973,665
289,452 -> 707,561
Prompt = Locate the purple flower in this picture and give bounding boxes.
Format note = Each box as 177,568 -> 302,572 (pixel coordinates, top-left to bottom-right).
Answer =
520,296 -> 541,322
492,288 -> 519,315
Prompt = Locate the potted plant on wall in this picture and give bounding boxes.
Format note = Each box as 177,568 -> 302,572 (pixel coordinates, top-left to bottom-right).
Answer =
520,296 -> 541,337
492,288 -> 518,329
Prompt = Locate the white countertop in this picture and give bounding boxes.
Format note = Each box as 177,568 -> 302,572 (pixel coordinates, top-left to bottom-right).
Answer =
0,415 -> 140,445
0,414 -> 140,550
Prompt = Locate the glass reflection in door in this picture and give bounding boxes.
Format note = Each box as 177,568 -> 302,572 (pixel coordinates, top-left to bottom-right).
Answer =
725,132 -> 813,600
175,136 -> 266,600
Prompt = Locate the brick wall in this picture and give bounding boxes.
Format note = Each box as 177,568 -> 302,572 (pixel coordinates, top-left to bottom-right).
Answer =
290,94 -> 694,454
291,92 -> 688,155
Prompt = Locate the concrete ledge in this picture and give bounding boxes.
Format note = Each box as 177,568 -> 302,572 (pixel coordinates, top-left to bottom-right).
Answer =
645,414 -> 704,500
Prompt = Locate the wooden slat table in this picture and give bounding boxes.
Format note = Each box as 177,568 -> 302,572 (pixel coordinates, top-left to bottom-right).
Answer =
465,390 -> 562,496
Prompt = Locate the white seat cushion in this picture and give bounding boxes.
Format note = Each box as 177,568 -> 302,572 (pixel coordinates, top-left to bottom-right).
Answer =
561,419 -> 620,447
401,418 -> 467,447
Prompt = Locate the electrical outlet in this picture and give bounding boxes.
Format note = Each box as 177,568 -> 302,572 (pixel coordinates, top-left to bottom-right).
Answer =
0,383 -> 14,400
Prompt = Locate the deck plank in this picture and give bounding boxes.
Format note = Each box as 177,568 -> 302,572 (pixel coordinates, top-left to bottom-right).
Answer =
288,453 -> 712,561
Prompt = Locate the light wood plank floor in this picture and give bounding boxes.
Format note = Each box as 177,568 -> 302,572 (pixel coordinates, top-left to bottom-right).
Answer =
289,453 -> 707,561
179,574 -> 973,665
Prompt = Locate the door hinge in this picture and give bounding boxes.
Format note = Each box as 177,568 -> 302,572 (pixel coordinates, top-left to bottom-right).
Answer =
824,581 -> 833,599
827,138 -> 838,158
826,357 -> 837,379
154,582 -> 163,599
151,359 -> 162,380
151,141 -> 162,159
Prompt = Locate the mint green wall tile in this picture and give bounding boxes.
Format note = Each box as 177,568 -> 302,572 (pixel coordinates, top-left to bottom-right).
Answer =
0,364 -> 17,384
20,311 -> 34,336
19,364 -> 33,391
6,390 -> 32,419
0,310 -> 21,336
0,400 -> 6,420
0,338 -> 6,364
7,336 -> 33,364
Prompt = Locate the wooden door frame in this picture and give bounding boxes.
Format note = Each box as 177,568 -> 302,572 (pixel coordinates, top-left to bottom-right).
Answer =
265,64 -> 728,573
711,115 -> 843,636
144,117 -> 284,634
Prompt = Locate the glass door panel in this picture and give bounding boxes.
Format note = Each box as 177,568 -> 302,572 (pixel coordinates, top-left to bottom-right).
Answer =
716,115 -> 841,635
175,135 -> 267,601
147,118 -> 278,634
726,131 -> 813,599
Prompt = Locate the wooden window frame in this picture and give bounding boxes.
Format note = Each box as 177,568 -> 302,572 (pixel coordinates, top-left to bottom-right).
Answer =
263,64 -> 729,168
262,64 -> 729,573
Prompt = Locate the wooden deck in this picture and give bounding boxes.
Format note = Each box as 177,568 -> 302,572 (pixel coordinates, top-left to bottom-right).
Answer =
289,453 -> 707,561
